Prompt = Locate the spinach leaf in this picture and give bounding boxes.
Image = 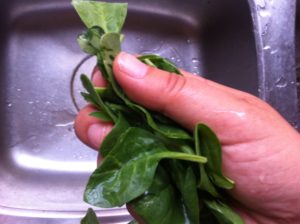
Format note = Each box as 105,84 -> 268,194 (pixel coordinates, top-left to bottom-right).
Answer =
80,74 -> 117,122
72,0 -> 127,33
195,124 -> 234,189
89,111 -> 113,122
130,166 -> 186,224
204,199 -> 244,224
168,161 -> 200,224
139,54 -> 182,75
81,208 -> 99,224
99,114 -> 129,157
77,26 -> 105,55
84,127 -> 206,208
127,221 -> 138,224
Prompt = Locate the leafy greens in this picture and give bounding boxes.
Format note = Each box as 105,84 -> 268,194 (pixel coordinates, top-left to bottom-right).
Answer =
72,0 -> 244,223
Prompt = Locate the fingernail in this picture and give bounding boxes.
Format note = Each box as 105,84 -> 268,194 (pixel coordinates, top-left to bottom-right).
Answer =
117,52 -> 148,78
87,123 -> 103,149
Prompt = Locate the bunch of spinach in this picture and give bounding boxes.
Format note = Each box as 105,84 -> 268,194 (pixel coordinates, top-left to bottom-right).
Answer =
72,1 -> 244,223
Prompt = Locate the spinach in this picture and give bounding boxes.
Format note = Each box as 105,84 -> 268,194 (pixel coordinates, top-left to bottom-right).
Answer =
130,166 -> 187,224
195,124 -> 234,190
72,0 -> 244,223
81,208 -> 99,224
84,127 -> 206,208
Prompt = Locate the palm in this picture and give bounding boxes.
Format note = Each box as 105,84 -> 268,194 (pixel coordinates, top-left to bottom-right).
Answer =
216,105 -> 300,223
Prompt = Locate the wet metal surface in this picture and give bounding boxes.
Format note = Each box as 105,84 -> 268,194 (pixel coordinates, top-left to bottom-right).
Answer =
0,0 -> 298,223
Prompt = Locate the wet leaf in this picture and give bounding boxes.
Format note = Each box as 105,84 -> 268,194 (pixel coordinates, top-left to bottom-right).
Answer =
195,124 -> 234,189
204,199 -> 244,224
84,128 -> 206,207
81,208 -> 99,224
130,166 -> 186,224
72,0 -> 127,33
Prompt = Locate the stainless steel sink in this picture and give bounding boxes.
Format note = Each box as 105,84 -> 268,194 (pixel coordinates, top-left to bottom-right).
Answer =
0,0 -> 298,223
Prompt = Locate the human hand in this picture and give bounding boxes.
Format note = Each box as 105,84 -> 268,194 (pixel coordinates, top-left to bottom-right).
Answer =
75,52 -> 300,224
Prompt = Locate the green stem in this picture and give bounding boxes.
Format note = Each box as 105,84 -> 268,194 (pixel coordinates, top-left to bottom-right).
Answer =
158,152 -> 207,164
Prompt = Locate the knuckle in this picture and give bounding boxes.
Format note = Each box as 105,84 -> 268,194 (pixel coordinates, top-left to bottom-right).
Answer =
163,73 -> 187,99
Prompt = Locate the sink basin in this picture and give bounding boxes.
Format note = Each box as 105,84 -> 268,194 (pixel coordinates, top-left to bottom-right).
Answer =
0,0 -> 298,223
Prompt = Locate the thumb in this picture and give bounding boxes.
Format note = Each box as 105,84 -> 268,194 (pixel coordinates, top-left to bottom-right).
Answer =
112,52 -> 277,144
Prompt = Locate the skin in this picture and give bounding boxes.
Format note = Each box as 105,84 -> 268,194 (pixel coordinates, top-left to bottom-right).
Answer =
74,52 -> 300,224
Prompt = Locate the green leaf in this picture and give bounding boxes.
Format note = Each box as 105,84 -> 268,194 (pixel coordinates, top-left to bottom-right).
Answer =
130,104 -> 192,140
99,114 -> 129,157
194,125 -> 220,197
204,200 -> 244,224
72,0 -> 128,33
98,33 -> 122,85
80,74 -> 117,122
89,111 -> 113,122
84,128 -> 206,208
168,162 -> 200,224
78,26 -> 105,54
195,124 -> 234,189
138,54 -> 182,75
127,221 -> 138,224
130,166 -> 186,224
81,208 -> 99,224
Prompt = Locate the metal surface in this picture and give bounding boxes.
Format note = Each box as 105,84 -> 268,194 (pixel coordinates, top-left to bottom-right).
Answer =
249,0 -> 299,129
0,0 -> 298,223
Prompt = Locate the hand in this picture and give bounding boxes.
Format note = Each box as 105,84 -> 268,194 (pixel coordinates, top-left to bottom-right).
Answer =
75,52 -> 300,224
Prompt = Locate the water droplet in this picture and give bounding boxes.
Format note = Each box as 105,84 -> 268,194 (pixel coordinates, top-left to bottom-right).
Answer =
270,49 -> 278,54
28,101 -> 34,104
192,58 -> 200,63
55,121 -> 74,128
259,10 -> 271,17
7,103 -> 12,107
256,0 -> 266,8
263,45 -> 271,50
275,77 -> 288,88
17,88 -> 22,92
186,39 -> 191,44
261,23 -> 270,36
258,87 -> 262,94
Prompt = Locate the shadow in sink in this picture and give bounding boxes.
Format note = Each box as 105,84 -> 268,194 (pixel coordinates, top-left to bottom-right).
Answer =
0,0 -> 257,223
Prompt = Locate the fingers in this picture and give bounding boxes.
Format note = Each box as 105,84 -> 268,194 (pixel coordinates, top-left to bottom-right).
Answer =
74,105 -> 113,150
91,66 -> 107,87
112,52 -> 285,145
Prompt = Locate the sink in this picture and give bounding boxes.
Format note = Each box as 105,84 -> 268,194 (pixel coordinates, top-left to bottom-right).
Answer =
248,0 -> 299,129
0,0 -> 298,223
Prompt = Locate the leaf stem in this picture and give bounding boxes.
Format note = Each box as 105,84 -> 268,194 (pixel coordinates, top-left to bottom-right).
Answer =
158,152 -> 207,164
